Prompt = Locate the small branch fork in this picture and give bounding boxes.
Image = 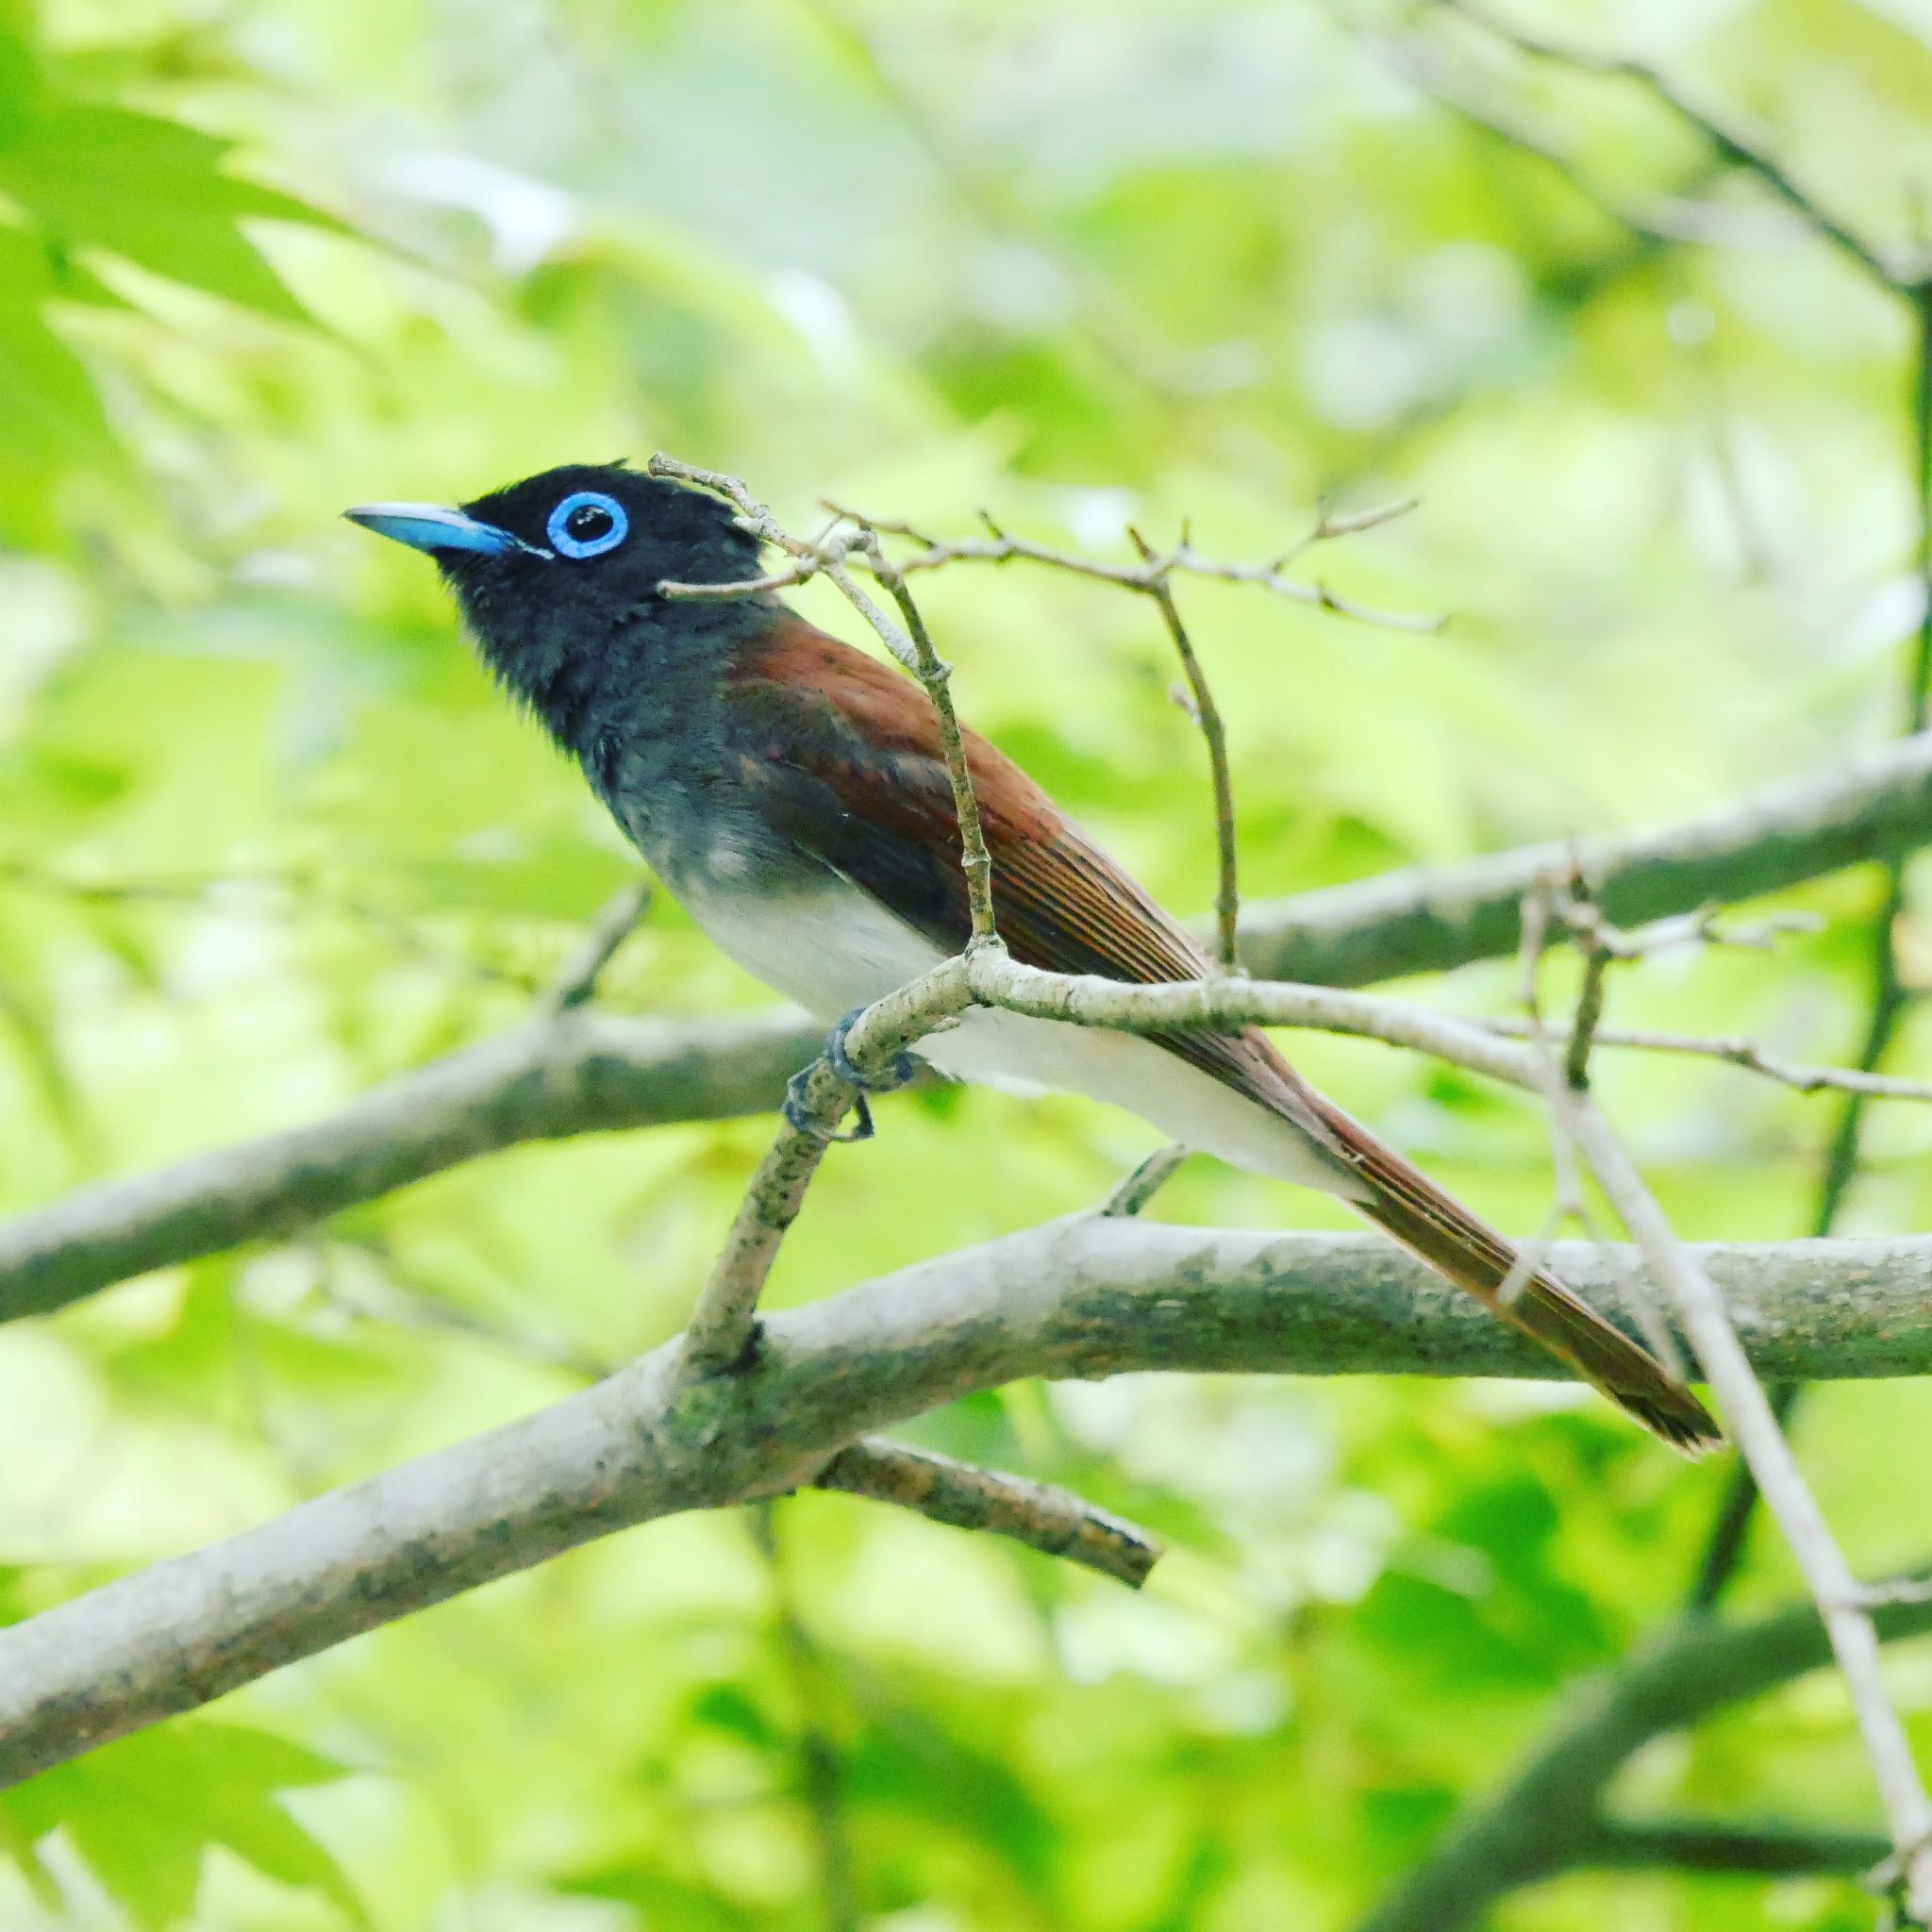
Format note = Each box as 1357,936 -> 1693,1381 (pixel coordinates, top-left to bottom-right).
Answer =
663,487 -> 1440,635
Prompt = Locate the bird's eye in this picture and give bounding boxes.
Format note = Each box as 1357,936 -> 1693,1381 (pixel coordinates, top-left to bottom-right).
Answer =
547,491 -> 629,559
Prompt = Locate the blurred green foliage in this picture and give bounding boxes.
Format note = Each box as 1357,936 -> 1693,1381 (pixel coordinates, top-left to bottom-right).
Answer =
4,0 -> 1932,1925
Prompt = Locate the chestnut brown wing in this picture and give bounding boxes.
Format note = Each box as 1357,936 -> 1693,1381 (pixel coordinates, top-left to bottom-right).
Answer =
721,620 -> 1329,1126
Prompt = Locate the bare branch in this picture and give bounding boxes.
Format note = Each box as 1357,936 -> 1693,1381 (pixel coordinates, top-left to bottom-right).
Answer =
1374,31 -> 1804,254
813,1439 -> 1158,1588
1483,1015 -> 1932,1105
834,527 -> 999,945
815,496 -> 1445,635
8,1222 -> 1932,1790
647,455 -> 1001,949
0,1007 -> 823,1324
1238,728 -> 1932,986
677,958 -> 971,1378
1128,525 -> 1241,971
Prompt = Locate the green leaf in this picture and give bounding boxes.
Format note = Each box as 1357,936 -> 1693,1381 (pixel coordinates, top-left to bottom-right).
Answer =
0,225 -> 115,459
2,1721 -> 364,1929
0,104 -> 342,323
0,18 -> 38,142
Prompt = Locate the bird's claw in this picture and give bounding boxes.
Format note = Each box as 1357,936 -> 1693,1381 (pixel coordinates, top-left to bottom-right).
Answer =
782,1070 -> 875,1142
780,1008 -> 915,1142
824,1006 -> 918,1096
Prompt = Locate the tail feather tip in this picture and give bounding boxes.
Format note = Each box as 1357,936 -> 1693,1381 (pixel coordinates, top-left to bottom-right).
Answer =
1622,1386 -> 1724,1457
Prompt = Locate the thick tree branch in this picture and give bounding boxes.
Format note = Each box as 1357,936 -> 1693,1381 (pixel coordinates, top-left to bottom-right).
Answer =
1241,729 -> 1932,986
4,1223 -> 1932,1789
0,1008 -> 821,1324
8,732 -> 1932,1324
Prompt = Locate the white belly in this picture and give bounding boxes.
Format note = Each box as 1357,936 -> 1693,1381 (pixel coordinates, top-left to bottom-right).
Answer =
675,874 -> 1356,1198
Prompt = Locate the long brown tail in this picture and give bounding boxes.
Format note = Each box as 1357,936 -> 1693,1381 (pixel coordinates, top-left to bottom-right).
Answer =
1311,1099 -> 1722,1454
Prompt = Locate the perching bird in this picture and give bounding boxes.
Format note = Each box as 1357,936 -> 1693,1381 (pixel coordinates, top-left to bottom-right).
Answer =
347,463 -> 1720,1452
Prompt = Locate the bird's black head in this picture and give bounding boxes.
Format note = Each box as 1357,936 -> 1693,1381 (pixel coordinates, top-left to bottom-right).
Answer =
344,462 -> 766,731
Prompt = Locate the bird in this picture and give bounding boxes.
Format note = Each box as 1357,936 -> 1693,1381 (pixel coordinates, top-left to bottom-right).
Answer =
346,462 -> 1720,1453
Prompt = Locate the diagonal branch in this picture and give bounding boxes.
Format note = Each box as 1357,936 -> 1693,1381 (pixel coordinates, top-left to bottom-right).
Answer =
1443,1 -> 1918,289
1247,728 -> 1932,986
646,456 -> 1001,945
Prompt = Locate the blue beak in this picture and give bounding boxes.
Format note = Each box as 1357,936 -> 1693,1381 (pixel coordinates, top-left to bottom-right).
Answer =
343,502 -> 546,558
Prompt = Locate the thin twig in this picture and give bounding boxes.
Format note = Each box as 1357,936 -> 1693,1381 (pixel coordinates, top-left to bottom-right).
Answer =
1858,1576 -> 1932,1608
809,497 -> 1445,635
1565,1094 -> 1932,1923
1481,1016 -> 1932,1104
541,881 -> 653,1013
1375,31 -> 1801,255
835,529 -> 1000,946
1129,525 -> 1241,970
646,457 -> 1000,950
813,1439 -> 1159,1588
675,957 -> 973,1380
1562,929 -> 1614,1092
1445,0 -> 1918,289
1098,1143 -> 1191,1218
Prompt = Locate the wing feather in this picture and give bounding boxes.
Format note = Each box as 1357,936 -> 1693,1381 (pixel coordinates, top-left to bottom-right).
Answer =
723,620 -> 1334,1135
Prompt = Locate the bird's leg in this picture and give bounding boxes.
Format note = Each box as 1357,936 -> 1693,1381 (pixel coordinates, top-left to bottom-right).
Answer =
782,1007 -> 919,1142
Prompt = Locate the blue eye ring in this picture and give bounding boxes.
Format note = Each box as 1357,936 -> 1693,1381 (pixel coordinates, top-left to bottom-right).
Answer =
547,491 -> 629,559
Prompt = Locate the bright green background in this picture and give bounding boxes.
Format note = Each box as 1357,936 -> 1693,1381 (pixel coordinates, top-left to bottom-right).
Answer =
4,0 -> 1932,1925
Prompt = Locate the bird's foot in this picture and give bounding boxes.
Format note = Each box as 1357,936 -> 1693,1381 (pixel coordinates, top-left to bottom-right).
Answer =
781,1007 -> 918,1142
